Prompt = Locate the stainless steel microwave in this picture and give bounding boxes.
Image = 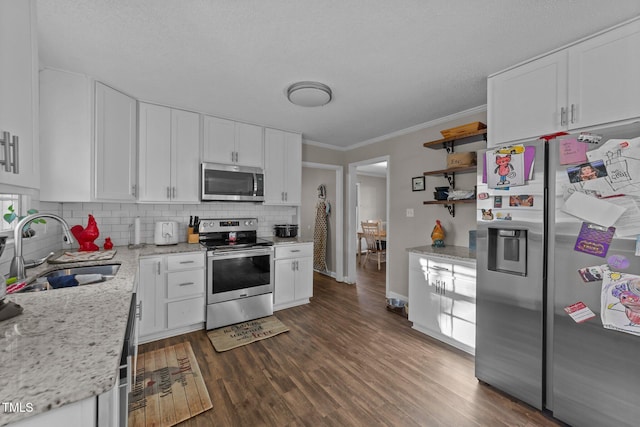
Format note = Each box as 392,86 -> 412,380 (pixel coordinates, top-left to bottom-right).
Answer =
201,162 -> 264,202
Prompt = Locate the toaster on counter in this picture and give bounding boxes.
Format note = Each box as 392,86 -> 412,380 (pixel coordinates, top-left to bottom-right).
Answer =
154,221 -> 179,245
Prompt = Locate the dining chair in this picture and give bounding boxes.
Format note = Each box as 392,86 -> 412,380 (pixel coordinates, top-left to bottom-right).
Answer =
361,221 -> 386,270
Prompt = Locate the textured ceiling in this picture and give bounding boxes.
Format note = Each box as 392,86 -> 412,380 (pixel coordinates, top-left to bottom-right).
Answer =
37,0 -> 640,148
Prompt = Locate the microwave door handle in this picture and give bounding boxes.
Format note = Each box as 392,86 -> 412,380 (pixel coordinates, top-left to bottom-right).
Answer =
253,173 -> 258,195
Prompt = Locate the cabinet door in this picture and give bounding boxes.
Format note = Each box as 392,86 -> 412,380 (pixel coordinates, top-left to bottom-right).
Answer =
202,115 -> 236,164
264,128 -> 302,205
488,50 -> 567,147
138,257 -> 164,336
235,122 -> 263,167
408,254 -> 430,324
167,297 -> 205,329
294,257 -> 313,300
274,259 -> 296,305
39,68 -> 93,201
138,103 -> 172,202
449,276 -> 476,350
171,109 -> 200,202
568,19 -> 640,129
283,131 -> 302,205
0,0 -> 38,189
264,128 -> 287,204
95,82 -> 137,201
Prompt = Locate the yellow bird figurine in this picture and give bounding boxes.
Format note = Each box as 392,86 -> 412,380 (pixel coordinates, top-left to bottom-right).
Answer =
431,220 -> 445,247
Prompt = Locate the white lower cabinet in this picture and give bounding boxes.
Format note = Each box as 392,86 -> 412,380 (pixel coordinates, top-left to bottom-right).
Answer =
138,251 -> 206,343
273,243 -> 313,310
408,252 -> 476,355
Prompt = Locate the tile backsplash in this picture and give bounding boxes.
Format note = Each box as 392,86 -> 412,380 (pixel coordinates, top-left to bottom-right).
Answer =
0,200 -> 296,277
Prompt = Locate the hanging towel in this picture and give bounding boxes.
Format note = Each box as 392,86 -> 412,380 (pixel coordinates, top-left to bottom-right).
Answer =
313,199 -> 328,272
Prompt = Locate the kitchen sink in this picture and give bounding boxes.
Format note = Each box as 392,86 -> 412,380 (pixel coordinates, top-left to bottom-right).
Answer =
18,264 -> 121,292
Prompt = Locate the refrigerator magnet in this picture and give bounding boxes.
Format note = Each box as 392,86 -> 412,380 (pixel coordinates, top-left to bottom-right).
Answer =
577,266 -> 604,282
494,196 -> 502,208
607,254 -> 630,270
564,302 -> 596,323
574,222 -> 616,258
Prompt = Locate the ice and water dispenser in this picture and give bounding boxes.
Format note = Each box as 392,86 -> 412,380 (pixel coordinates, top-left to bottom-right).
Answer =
487,228 -> 527,276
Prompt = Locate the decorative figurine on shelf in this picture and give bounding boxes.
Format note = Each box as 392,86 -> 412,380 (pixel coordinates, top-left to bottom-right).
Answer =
71,214 -> 100,252
431,219 -> 446,248
103,237 -> 113,250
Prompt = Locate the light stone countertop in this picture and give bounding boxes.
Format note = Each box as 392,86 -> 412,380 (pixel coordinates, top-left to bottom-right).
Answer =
406,245 -> 477,263
0,243 -> 204,426
265,236 -> 314,245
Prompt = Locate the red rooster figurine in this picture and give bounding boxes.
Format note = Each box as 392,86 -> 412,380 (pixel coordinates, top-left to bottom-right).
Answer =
431,220 -> 445,248
71,214 -> 100,252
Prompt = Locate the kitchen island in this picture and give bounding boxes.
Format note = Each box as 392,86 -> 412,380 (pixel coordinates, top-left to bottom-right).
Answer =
0,243 -> 204,426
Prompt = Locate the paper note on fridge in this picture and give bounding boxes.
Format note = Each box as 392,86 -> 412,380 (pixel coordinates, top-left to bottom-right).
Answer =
562,192 -> 626,227
487,152 -> 525,188
559,138 -> 589,165
583,137 -> 640,196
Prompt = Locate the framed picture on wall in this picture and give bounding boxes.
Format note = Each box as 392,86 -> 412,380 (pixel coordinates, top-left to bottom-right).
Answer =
412,176 -> 425,192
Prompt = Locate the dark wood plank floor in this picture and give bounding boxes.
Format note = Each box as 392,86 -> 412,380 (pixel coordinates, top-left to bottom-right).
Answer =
139,263 -> 562,426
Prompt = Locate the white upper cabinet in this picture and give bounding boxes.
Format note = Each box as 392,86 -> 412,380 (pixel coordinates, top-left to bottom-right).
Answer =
264,128 -> 302,205
40,69 -> 93,201
138,103 -> 200,203
488,18 -> 640,147
0,0 -> 38,189
567,19 -> 640,129
488,51 -> 567,146
202,115 -> 263,168
40,71 -> 137,202
95,82 -> 137,201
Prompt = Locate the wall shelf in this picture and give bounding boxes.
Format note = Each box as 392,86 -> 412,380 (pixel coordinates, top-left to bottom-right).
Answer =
422,127 -> 485,217
423,129 -> 487,152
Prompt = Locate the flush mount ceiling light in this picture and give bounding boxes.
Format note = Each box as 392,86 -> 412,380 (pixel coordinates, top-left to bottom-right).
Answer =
287,81 -> 332,107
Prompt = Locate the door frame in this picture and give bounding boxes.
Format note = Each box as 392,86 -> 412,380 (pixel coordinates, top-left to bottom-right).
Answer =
301,162 -> 344,282
347,155 -> 390,291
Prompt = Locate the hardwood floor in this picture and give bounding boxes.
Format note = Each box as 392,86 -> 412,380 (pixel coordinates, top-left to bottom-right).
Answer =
138,264 -> 562,426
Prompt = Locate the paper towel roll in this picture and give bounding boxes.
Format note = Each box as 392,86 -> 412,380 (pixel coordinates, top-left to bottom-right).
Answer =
134,217 -> 141,245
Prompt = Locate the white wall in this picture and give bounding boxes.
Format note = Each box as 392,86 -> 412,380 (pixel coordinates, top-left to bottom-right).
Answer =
357,174 -> 386,230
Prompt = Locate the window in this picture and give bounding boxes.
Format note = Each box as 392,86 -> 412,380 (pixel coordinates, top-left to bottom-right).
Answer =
0,194 -> 22,234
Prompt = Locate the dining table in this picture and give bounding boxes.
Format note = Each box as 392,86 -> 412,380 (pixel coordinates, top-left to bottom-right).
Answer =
357,230 -> 387,264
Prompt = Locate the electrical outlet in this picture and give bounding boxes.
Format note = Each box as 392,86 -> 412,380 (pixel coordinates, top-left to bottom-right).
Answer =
406,208 -> 414,217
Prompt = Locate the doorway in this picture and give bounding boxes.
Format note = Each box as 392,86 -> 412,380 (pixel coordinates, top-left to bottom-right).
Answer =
301,162 -> 344,282
348,156 -> 390,292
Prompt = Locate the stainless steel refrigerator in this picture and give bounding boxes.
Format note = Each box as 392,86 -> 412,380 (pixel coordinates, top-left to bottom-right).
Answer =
475,123 -> 640,427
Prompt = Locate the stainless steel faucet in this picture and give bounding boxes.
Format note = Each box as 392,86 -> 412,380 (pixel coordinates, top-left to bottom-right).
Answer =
9,213 -> 74,280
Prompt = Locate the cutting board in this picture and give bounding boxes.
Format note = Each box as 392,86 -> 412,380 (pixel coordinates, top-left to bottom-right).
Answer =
49,250 -> 117,264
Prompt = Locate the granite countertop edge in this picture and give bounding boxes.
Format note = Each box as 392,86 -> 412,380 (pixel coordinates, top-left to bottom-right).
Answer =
406,245 -> 477,262
0,242 -> 203,426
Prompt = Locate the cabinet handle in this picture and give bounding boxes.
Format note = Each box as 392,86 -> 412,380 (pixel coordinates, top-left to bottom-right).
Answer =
172,187 -> 176,198
178,282 -> 194,287
179,260 -> 195,264
1,131 -> 10,172
166,186 -> 171,199
231,151 -> 235,163
430,266 -> 450,272
10,135 -> 18,174
131,184 -> 137,197
570,104 -> 576,124
291,261 -> 296,271
560,107 -> 566,126
285,192 -> 288,201
157,261 -> 161,275
295,261 -> 299,270
290,249 -> 300,253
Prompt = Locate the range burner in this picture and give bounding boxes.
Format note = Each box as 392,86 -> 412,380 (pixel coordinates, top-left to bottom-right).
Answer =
198,218 -> 272,251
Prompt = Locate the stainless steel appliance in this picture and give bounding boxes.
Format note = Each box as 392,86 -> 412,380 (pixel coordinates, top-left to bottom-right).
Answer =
154,221 -> 179,245
201,162 -> 264,202
199,218 -> 273,329
118,294 -> 139,427
476,123 -> 640,426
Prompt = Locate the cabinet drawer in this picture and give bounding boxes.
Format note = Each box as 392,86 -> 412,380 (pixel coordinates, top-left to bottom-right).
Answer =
275,243 -> 313,259
167,297 -> 205,329
453,262 -> 477,279
167,252 -> 204,271
167,269 -> 205,299
428,259 -> 453,274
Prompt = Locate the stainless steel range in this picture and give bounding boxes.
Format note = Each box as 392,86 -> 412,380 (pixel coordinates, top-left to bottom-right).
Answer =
199,218 -> 273,329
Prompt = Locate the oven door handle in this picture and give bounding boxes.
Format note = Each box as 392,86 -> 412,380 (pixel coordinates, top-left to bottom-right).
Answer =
210,248 -> 273,260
